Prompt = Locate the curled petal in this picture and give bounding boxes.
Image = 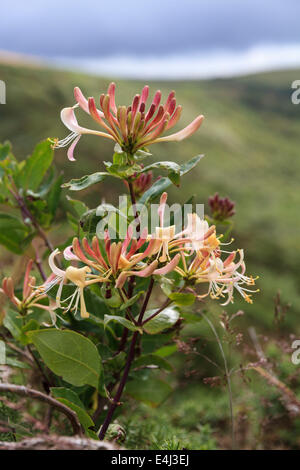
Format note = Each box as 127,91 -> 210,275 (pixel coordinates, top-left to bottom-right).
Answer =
74,87 -> 90,114
61,107 -> 115,140
67,135 -> 81,161
48,249 -> 66,278
115,260 -> 158,288
63,245 -> 80,261
153,253 -> 181,275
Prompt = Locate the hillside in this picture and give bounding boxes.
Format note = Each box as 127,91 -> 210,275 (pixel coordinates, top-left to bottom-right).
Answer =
0,63 -> 300,330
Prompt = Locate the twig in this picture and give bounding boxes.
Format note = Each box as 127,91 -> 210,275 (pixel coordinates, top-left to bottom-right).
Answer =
247,365 -> 300,415
98,278 -> 154,440
128,181 -> 141,237
0,383 -> 83,436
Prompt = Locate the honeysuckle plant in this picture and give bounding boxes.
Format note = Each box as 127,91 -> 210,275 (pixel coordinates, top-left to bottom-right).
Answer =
0,83 -> 257,443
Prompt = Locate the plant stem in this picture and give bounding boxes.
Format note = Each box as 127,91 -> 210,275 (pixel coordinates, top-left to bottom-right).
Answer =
128,180 -> 140,238
8,182 -> 59,271
98,278 -> 154,440
27,344 -> 53,393
141,298 -> 172,325
114,181 -> 140,354
0,383 -> 83,436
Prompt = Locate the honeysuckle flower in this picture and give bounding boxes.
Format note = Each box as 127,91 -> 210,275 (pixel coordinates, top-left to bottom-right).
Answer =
149,193 -> 218,263
42,249 -> 107,318
69,228 -> 180,289
0,259 -> 56,324
52,82 -> 204,159
174,213 -> 219,254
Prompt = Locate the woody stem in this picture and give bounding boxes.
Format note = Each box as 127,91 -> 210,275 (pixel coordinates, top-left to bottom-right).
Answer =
98,278 -> 154,440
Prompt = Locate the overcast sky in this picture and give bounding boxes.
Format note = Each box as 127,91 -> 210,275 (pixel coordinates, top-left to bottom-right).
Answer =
1,0 -> 300,78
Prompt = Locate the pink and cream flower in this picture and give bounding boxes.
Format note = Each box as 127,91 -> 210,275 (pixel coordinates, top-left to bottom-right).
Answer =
52,83 -> 204,160
177,249 -> 258,305
0,260 -> 56,324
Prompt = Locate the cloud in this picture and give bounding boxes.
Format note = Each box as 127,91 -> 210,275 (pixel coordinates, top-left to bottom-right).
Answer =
50,43 -> 300,79
0,0 -> 300,57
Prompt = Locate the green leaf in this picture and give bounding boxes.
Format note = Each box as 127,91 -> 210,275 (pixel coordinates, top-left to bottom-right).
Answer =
29,329 -> 102,389
17,140 -> 53,191
105,161 -> 141,178
154,344 -> 178,357
113,152 -> 127,165
66,196 -> 89,217
51,387 -> 94,431
104,315 -> 142,333
51,387 -> 85,408
125,375 -> 172,407
142,161 -> 181,174
0,213 -> 29,254
0,142 -> 12,161
168,292 -> 195,306
47,174 -> 63,216
179,154 -> 204,175
3,309 -> 28,345
133,149 -> 152,161
142,307 -> 180,335
180,312 -> 203,323
5,357 -> 30,369
168,171 -> 181,187
132,354 -> 173,372
62,172 -> 108,191
120,291 -> 144,311
141,161 -> 181,187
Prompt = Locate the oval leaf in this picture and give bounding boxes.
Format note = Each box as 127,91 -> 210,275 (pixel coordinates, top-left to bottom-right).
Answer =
142,307 -> 180,335
104,315 -> 142,333
62,172 -> 108,191
168,292 -> 195,306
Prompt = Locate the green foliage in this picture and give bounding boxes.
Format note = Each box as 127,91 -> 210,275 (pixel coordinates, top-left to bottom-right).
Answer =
0,213 -> 31,254
104,315 -> 142,333
62,172 -> 109,191
29,329 -> 103,389
15,140 -> 53,191
142,307 -> 180,334
51,387 -> 94,432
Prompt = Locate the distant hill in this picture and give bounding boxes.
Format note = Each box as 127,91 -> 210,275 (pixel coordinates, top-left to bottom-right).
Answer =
0,62 -> 300,328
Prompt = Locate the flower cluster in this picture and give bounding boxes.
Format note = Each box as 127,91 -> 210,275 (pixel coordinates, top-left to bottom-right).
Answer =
0,260 -> 55,322
41,193 -> 257,318
208,193 -> 235,222
52,83 -> 204,160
